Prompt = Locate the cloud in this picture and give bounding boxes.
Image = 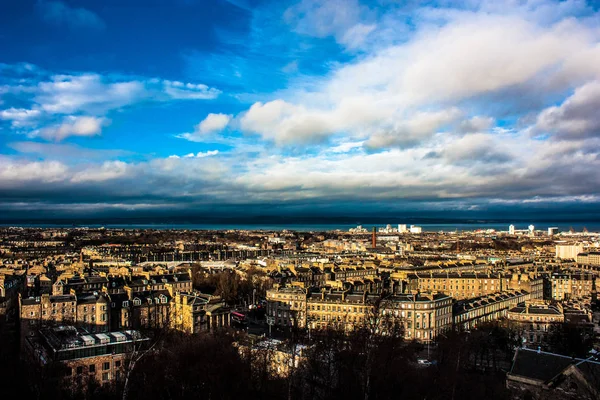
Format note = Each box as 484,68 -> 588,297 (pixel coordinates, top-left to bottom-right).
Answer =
284,0 -> 376,50
176,113 -> 231,142
0,108 -> 42,127
38,116 -> 109,141
7,141 -> 130,160
441,133 -> 514,164
0,157 -> 69,184
197,113 -> 231,134
162,80 -> 221,100
222,3 -> 600,149
171,150 -> 220,159
36,74 -> 145,114
457,116 -> 495,134
533,80 -> 600,139
364,108 -> 463,150
0,67 -> 221,141
71,161 -> 130,183
37,1 -> 105,30
196,150 -> 220,158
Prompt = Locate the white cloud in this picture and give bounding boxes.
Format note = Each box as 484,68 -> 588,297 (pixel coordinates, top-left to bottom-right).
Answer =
196,113 -> 231,134
534,80 -> 600,139
162,80 -> 221,100
196,150 -> 219,158
171,150 -> 220,159
0,157 -> 68,184
229,4 -> 600,148
0,108 -> 42,127
36,74 -> 146,114
39,116 -> 109,141
364,108 -> 463,150
284,0 -> 376,50
71,161 -> 130,183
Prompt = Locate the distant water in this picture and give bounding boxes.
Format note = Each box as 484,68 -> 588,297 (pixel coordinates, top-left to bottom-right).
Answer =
2,222 -> 600,233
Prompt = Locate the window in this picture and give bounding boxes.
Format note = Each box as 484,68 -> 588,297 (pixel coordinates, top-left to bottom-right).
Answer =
76,366 -> 83,375
89,364 -> 96,373
115,360 -> 121,368
103,362 -> 110,371
102,372 -> 110,381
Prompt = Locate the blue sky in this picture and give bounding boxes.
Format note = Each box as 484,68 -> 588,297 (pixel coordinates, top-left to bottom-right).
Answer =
1,0 -> 600,221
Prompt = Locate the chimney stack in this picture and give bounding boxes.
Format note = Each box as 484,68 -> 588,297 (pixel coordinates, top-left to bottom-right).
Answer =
372,227 -> 377,248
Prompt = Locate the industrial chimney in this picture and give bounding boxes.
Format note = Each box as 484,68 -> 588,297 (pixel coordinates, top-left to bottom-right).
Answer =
372,227 -> 377,248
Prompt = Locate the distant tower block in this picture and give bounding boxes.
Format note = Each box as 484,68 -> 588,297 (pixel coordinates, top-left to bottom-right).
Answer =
509,224 -> 515,235
372,227 -> 377,248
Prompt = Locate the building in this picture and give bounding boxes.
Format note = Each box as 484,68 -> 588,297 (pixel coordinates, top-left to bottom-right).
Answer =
380,292 -> 453,342
509,225 -> 515,235
0,273 -> 24,327
556,244 -> 585,260
398,224 -> 407,233
21,294 -> 79,344
548,273 -> 595,301
409,225 -> 422,234
266,286 -> 452,343
410,272 -> 511,300
453,290 -> 532,331
507,301 -> 564,347
547,227 -> 559,236
506,347 -> 600,399
577,252 -> 600,266
237,338 -> 308,378
266,286 -> 307,328
170,291 -> 230,334
24,325 -> 149,387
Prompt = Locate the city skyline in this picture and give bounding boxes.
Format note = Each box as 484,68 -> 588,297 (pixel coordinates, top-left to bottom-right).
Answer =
2,0 -> 600,221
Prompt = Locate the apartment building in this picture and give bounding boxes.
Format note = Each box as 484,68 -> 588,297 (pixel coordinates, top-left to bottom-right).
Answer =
266,286 -> 307,327
381,293 -> 453,342
453,290 -> 532,331
266,286 -> 452,343
577,252 -> 600,266
548,273 -> 595,301
170,292 -> 230,334
410,272 -> 510,300
507,301 -> 564,346
24,325 -> 149,387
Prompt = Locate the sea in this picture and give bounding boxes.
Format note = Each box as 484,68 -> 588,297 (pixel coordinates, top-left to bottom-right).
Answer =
1,222 -> 600,233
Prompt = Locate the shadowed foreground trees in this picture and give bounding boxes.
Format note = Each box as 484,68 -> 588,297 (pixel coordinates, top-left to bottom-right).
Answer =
0,324 -> 523,400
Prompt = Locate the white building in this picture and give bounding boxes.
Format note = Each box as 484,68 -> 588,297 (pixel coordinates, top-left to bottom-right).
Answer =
398,224 -> 407,233
548,227 -> 559,236
509,224 -> 515,235
409,225 -> 422,234
555,244 -> 584,260
528,225 -> 535,235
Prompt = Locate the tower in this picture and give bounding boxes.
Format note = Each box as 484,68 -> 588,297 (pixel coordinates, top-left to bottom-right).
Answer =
372,227 -> 377,248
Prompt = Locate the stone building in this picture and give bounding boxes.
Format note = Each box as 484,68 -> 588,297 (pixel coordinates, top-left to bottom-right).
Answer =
409,272 -> 510,300
266,286 -> 453,343
506,347 -> 600,399
547,273 -> 595,301
170,292 -> 230,334
507,301 -> 564,347
24,325 -> 149,387
453,290 -> 532,331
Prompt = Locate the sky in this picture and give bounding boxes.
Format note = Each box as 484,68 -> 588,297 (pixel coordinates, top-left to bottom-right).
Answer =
1,0 -> 600,222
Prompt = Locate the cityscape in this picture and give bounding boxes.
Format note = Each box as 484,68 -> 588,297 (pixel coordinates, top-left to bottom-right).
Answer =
0,224 -> 599,399
2,0 -> 600,400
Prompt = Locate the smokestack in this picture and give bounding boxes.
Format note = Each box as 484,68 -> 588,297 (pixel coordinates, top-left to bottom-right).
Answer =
372,227 -> 377,248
